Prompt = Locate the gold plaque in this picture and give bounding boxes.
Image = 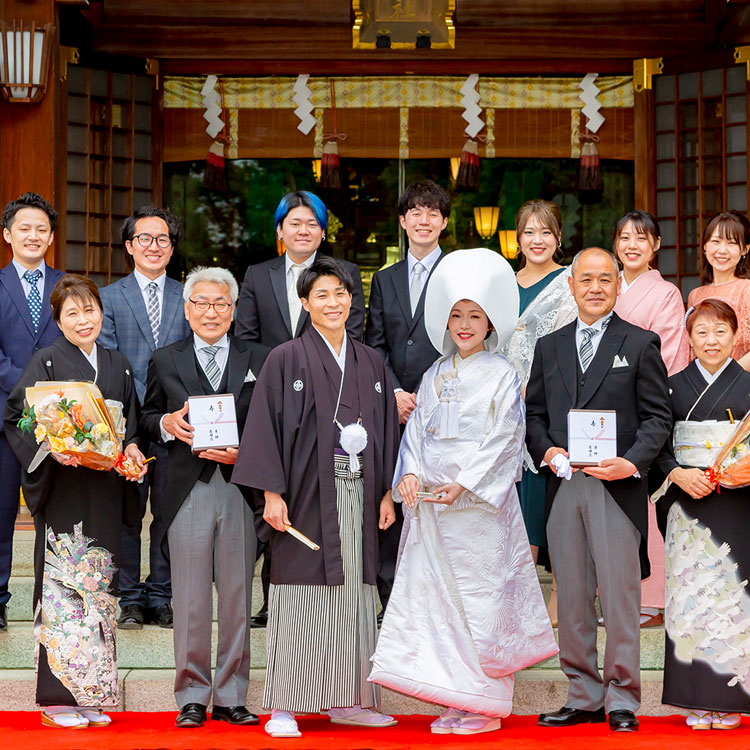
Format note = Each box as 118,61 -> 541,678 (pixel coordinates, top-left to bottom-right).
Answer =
353,0 -> 456,49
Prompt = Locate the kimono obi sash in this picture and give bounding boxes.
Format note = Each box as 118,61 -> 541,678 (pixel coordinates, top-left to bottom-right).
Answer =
673,420 -> 736,468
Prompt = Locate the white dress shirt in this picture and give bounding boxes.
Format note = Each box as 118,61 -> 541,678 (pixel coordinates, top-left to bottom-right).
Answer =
133,269 -> 166,323
696,357 -> 732,385
286,252 -> 316,303
575,312 -> 614,369
12,258 -> 46,297
406,245 -> 441,284
160,333 -> 230,442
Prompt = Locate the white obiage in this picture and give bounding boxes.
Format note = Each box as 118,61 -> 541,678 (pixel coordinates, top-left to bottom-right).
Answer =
369,350 -> 558,717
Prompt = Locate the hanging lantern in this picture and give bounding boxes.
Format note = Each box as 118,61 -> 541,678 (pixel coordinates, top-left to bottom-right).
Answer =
312,159 -> 322,182
456,139 -> 480,192
498,230 -> 519,260
473,207 -> 499,240
0,20 -> 54,103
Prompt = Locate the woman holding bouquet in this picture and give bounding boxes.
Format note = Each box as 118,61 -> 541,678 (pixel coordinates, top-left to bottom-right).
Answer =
655,299 -> 750,730
3,274 -> 146,729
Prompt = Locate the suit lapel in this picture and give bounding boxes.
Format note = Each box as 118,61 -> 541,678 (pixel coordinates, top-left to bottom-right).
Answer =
295,308 -> 309,338
171,337 -> 203,396
269,257 -> 293,338
408,251 -> 444,335
556,322 -> 577,402
121,274 -> 156,348
160,279 -> 184,340
37,267 -> 60,338
391,261 -> 411,327
225,337 -> 246,396
0,265 -> 35,337
577,317 -> 625,408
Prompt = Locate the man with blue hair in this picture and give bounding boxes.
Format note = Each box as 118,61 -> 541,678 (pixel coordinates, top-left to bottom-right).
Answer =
235,190 -> 365,627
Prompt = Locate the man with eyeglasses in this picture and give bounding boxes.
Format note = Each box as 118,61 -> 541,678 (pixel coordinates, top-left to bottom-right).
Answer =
98,206 -> 190,631
141,266 -> 268,728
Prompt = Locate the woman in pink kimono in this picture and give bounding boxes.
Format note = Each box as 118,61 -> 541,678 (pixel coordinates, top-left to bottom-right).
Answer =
613,210 -> 689,628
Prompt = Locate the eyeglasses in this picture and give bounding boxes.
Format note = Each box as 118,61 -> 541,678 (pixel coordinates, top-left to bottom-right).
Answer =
188,299 -> 233,314
132,233 -> 172,249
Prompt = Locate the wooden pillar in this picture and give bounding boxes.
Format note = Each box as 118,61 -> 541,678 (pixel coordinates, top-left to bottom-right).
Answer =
0,0 -> 61,268
633,88 -> 656,214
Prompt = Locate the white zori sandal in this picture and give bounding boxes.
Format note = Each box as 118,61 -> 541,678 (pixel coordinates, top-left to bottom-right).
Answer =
265,710 -> 302,738
451,712 -> 502,735
712,712 -> 741,730
328,705 -> 398,727
686,711 -> 713,730
76,708 -> 112,727
41,706 -> 88,729
430,707 -> 464,734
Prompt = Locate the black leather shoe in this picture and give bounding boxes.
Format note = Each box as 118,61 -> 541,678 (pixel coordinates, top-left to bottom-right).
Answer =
538,706 -> 606,727
117,604 -> 145,630
148,603 -> 174,629
176,702 -> 207,728
609,709 -> 639,732
212,705 -> 260,725
250,606 -> 267,629
0,603 -> 7,631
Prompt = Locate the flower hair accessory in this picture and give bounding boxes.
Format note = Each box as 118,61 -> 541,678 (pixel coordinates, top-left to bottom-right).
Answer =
683,306 -> 695,330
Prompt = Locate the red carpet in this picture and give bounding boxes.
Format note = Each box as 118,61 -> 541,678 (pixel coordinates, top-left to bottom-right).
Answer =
1,713 -> 749,749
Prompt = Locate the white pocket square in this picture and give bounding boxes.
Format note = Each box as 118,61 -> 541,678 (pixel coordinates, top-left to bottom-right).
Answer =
612,354 -> 629,368
243,368 -> 257,383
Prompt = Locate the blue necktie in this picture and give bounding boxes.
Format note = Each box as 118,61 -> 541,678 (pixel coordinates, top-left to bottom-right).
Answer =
23,269 -> 42,333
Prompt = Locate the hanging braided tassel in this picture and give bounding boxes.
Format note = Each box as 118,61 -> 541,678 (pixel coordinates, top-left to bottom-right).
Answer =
456,138 -> 480,192
203,138 -> 228,191
578,133 -> 602,196
321,80 -> 344,190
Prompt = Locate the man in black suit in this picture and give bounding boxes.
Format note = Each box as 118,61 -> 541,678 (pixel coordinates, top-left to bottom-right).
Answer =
141,266 -> 268,728
234,191 -> 365,626
0,193 -> 63,631
365,180 -> 450,614
525,248 -> 671,733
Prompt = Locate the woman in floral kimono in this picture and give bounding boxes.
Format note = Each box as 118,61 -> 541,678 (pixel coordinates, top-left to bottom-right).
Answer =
612,210 -> 689,628
654,299 -> 750,730
369,249 -> 558,735
4,275 -> 145,729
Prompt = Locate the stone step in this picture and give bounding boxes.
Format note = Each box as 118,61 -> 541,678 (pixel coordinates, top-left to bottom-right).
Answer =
0,667 -> 681,715
0,620 -> 666,671
4,576 -> 267,622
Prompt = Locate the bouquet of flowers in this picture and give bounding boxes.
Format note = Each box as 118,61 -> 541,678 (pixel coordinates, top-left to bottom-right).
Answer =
17,381 -> 140,476
708,409 -> 750,489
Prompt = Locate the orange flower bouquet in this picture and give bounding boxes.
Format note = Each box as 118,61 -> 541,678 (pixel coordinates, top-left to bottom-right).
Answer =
709,409 -> 750,489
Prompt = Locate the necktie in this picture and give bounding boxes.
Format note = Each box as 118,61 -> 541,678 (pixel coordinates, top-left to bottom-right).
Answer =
202,345 -> 221,391
288,263 -> 304,335
147,281 -> 160,346
410,261 -> 426,316
578,327 -> 596,372
23,269 -> 42,333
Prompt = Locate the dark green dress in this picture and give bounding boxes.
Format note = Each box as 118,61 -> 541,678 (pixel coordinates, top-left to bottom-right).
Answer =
517,268 -> 566,548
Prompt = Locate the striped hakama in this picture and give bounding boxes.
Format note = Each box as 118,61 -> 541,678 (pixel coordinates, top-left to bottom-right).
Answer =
263,454 -> 380,713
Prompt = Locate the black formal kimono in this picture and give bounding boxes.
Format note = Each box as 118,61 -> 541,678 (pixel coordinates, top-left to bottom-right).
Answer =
655,359 -> 750,713
3,336 -> 140,708
232,327 -> 399,713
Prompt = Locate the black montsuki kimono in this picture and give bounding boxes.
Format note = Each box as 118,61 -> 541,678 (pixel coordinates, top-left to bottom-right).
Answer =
232,328 -> 400,586
3,336 -> 140,707
655,359 -> 750,713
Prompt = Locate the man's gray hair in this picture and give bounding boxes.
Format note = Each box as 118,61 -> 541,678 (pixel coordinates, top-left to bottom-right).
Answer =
570,247 -> 619,277
183,266 -> 239,302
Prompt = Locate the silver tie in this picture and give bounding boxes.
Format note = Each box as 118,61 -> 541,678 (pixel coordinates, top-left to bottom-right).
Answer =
202,345 -> 221,391
147,281 -> 160,346
410,261 -> 426,316
579,327 -> 597,372
288,263 -> 304,335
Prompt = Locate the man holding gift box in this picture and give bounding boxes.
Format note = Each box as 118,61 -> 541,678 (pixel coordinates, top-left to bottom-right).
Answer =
0,193 -> 63,632
141,266 -> 268,728
525,247 -> 672,733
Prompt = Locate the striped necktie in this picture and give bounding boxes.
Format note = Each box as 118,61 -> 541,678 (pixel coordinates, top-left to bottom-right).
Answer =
147,281 -> 160,346
23,269 -> 42,333
579,327 -> 596,372
202,345 -> 221,391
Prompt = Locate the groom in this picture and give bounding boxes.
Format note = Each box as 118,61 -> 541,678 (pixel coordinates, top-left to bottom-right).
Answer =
525,247 -> 671,732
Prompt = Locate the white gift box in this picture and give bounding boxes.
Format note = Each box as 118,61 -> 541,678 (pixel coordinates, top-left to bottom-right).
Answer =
188,393 -> 239,452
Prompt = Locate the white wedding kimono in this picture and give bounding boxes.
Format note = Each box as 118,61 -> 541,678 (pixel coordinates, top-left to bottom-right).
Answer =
369,350 -> 558,717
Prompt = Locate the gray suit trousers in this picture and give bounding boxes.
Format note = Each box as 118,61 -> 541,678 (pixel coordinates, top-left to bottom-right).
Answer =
547,470 -> 641,713
168,466 -> 256,708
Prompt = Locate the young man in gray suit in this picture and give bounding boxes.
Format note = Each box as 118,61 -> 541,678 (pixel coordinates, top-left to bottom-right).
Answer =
365,180 -> 450,616
98,206 -> 190,629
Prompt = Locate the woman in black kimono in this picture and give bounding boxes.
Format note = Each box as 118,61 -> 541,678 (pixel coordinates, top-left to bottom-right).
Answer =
655,298 -> 750,731
3,275 -> 145,729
